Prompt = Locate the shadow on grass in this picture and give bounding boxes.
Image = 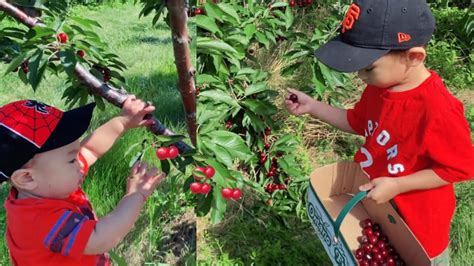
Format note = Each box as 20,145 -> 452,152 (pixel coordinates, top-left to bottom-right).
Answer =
200,202 -> 331,265
136,36 -> 172,45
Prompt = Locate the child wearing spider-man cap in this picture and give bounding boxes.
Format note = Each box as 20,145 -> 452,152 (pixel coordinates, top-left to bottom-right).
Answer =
285,0 -> 474,264
0,96 -> 165,265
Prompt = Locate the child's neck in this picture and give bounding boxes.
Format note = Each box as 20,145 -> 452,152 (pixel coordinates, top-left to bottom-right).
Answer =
389,65 -> 431,93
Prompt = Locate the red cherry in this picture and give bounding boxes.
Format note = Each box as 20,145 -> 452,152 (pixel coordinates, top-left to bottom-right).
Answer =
264,127 -> 271,136
77,50 -> 85,58
305,0 -> 313,5
22,66 -> 29,73
360,261 -> 370,266
289,0 -> 296,7
363,227 -> 374,236
193,167 -> 207,181
355,248 -> 363,259
201,183 -> 211,194
232,188 -> 242,200
372,223 -> 381,232
381,249 -> 389,258
57,32 -> 68,43
362,243 -> 371,253
266,170 -> 275,177
266,183 -> 275,193
260,156 -> 267,164
386,257 -> 395,266
362,218 -> 373,228
156,147 -> 170,160
369,236 -> 378,244
358,235 -> 369,244
190,182 -> 202,194
225,121 -> 232,129
369,261 -> 379,266
221,188 -> 233,199
374,231 -> 381,238
372,246 -> 380,254
168,145 -> 179,159
264,143 -> 271,149
376,241 -> 386,250
387,245 -> 395,254
277,184 -> 286,190
204,166 -> 215,179
194,8 -> 202,14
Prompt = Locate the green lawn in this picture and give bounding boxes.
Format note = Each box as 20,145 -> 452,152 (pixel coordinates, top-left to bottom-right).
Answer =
0,2 -> 195,265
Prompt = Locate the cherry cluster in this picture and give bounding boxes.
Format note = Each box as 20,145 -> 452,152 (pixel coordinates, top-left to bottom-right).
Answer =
155,145 -> 180,160
289,0 -> 313,8
354,219 -> 405,266
188,7 -> 204,17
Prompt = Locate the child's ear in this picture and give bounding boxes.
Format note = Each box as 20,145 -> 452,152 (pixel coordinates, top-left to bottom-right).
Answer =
406,47 -> 426,67
10,168 -> 38,191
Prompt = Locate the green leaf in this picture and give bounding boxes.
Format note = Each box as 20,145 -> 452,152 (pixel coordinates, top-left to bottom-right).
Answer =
242,99 -> 278,115
271,2 -> 288,8
217,3 -> 240,25
210,186 -> 227,224
203,3 -> 224,22
196,16 -> 221,35
244,83 -> 267,96
197,74 -> 220,84
207,130 -> 253,162
285,6 -> 295,29
210,145 -> 234,167
4,49 -> 35,75
196,190 -> 213,217
27,48 -> 46,91
244,24 -> 257,38
70,16 -> 102,29
59,49 -> 77,76
199,89 -> 239,107
197,38 -> 238,55
255,32 -> 269,48
160,159 -> 171,175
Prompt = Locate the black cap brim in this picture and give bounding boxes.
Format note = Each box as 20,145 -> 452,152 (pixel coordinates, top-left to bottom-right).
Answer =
314,36 -> 390,73
41,102 -> 96,152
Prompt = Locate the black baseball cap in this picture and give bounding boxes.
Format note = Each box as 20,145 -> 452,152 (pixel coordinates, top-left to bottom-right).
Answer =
0,100 -> 95,183
314,0 -> 436,72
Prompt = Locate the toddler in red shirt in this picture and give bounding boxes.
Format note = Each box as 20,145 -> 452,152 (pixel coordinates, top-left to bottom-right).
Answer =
286,0 -> 474,264
0,96 -> 165,265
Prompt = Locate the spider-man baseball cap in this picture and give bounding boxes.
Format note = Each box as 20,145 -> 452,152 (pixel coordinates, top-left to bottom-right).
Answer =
314,0 -> 435,72
0,100 -> 95,182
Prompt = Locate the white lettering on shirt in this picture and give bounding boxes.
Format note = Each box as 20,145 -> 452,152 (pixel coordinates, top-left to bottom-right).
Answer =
388,163 -> 405,174
359,120 -> 405,176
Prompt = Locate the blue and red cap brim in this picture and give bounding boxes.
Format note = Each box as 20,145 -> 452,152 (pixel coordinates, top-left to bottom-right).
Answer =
0,101 -> 95,182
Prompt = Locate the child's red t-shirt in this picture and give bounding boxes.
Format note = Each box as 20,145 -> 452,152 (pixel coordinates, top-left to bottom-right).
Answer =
347,70 -> 474,258
4,187 -> 111,266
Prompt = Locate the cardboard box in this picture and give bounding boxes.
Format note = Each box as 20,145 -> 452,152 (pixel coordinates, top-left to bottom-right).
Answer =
307,161 -> 431,266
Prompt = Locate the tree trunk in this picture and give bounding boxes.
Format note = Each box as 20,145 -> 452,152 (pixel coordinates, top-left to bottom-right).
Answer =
166,0 -> 197,146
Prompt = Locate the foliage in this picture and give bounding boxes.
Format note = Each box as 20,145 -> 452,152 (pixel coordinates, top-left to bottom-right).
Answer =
196,0 -> 313,223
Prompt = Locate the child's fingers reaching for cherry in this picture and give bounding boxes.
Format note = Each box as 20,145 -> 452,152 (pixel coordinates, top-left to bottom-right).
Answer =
127,161 -> 166,201
285,88 -> 314,115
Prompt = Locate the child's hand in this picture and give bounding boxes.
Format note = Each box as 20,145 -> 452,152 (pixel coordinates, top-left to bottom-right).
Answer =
285,88 -> 315,116
120,95 -> 156,129
359,177 -> 401,204
126,161 -> 166,201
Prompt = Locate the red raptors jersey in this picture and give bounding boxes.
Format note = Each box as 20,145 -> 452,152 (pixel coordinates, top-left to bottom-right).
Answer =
347,71 -> 474,258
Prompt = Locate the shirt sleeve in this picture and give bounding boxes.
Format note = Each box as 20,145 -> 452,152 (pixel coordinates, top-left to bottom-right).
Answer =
41,208 -> 97,259
346,86 -> 370,136
425,102 -> 474,183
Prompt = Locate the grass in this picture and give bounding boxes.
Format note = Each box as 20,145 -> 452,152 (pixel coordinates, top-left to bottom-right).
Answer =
0,2 -> 195,265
